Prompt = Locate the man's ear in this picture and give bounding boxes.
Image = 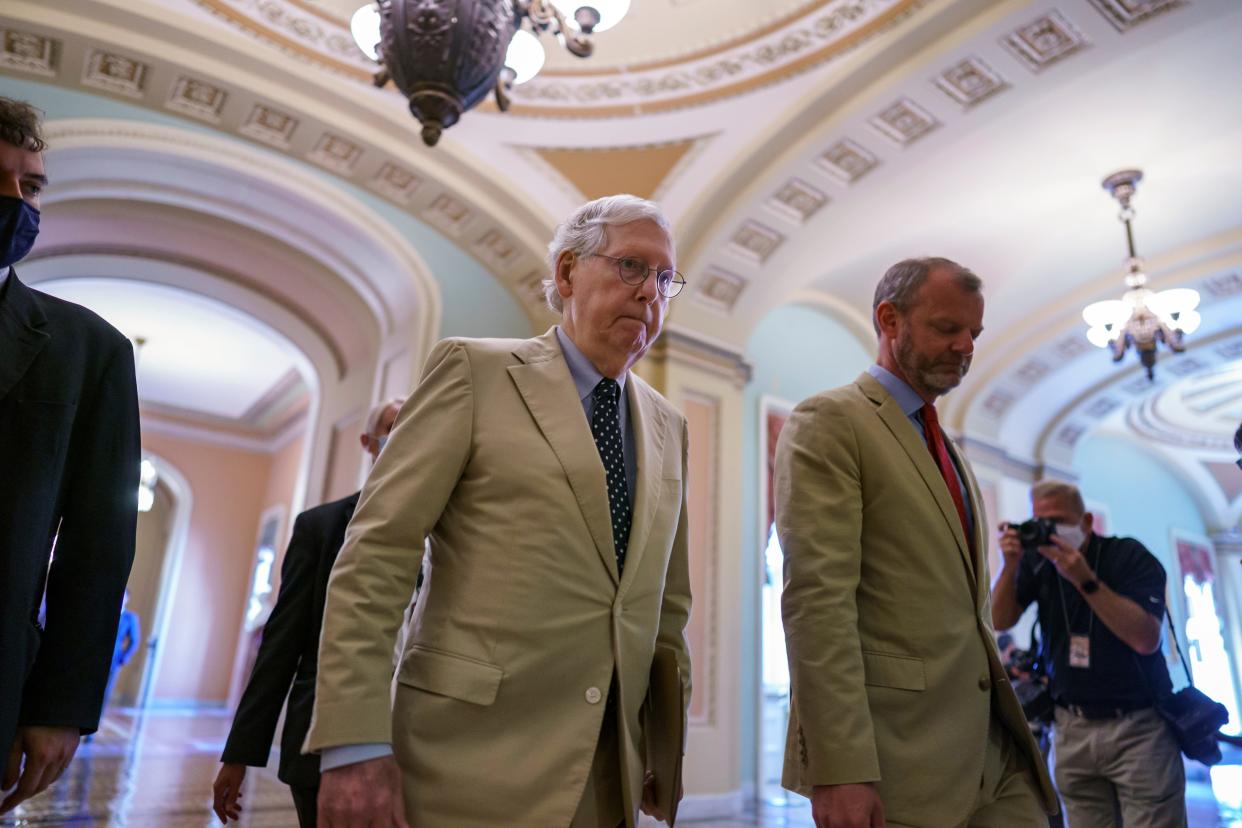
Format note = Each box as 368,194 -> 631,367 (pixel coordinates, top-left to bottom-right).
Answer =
875,301 -> 900,339
358,433 -> 371,452
555,250 -> 576,298
1082,511 -> 1094,534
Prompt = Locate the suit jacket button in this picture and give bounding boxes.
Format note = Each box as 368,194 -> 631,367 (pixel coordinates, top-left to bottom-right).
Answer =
978,677 -> 991,691
585,687 -> 603,704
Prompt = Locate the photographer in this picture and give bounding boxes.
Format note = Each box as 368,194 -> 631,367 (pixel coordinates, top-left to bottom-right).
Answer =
992,481 -> 1185,828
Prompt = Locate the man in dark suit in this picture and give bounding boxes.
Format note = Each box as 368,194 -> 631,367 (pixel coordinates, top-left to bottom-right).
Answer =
212,396 -> 405,827
0,97 -> 141,814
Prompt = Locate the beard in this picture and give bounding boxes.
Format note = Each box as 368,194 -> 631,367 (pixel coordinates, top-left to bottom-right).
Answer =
894,329 -> 971,397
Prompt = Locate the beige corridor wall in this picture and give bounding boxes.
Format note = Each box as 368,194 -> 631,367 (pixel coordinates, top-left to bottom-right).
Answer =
113,482 -> 174,706
263,433 -> 306,564
143,432 -> 272,705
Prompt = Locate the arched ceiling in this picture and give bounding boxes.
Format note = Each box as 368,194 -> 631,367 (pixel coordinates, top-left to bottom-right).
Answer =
298,0 -> 822,72
36,278 -> 312,423
3,0 -> 1238,479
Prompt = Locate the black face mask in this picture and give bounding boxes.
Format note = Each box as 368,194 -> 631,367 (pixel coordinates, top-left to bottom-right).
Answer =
0,195 -> 40,269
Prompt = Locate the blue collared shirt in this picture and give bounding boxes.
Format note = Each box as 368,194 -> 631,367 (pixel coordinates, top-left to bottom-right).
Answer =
555,326 -> 637,506
866,364 -> 975,539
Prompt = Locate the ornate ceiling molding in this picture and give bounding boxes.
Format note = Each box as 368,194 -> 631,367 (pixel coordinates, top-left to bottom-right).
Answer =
951,254 -> 1242,481
192,0 -> 374,80
673,0 -> 1197,348
0,15 -> 553,329
189,0 -> 933,117
40,118 -> 438,337
509,0 -> 932,116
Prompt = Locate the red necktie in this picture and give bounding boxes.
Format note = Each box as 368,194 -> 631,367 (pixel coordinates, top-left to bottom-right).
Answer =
920,403 -> 974,556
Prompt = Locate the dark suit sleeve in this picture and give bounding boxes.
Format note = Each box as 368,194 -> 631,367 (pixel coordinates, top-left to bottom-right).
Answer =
20,336 -> 140,734
221,512 -> 320,768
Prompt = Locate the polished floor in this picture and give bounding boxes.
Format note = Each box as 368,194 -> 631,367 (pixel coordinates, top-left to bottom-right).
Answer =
1,709 -> 1239,827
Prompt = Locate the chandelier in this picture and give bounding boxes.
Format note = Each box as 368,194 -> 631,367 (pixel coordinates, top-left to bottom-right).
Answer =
1082,169 -> 1201,380
351,1 -> 629,146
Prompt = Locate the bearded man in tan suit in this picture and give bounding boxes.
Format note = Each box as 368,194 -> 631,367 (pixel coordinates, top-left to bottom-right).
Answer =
775,258 -> 1058,828
305,194 -> 692,828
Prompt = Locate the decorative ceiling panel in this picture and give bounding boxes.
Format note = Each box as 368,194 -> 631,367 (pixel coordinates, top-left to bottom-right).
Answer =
1002,10 -> 1089,73
934,56 -> 1007,108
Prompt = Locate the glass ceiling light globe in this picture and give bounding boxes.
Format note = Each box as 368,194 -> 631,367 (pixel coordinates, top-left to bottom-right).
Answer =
1173,310 -> 1202,335
1086,326 -> 1117,349
566,0 -> 631,33
1147,287 -> 1201,319
1082,299 -> 1131,329
350,4 -> 382,61
505,29 -> 546,85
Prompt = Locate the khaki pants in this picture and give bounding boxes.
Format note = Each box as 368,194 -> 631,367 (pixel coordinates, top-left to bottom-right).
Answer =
1052,706 -> 1187,828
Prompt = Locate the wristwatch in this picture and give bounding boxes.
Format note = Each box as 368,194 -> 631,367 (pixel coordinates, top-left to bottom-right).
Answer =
1080,578 -> 1100,595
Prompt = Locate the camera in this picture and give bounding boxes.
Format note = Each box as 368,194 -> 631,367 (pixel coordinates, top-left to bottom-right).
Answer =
1159,686 -> 1230,766
1003,647 -> 1054,724
1011,517 -> 1057,551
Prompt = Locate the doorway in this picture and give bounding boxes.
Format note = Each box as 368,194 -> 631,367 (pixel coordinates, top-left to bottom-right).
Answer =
104,456 -> 192,712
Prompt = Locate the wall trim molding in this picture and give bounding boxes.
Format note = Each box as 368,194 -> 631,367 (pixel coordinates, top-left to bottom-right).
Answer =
142,411 -> 305,454
650,326 -> 753,388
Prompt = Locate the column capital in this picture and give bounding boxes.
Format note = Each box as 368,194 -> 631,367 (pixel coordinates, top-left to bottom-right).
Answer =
641,325 -> 752,391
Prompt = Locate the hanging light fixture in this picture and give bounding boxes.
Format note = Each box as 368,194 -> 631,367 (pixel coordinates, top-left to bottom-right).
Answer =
1082,169 -> 1201,380
137,458 -> 158,513
565,0 -> 630,32
351,1 -> 626,146
503,28 -> 546,86
351,4 -> 383,61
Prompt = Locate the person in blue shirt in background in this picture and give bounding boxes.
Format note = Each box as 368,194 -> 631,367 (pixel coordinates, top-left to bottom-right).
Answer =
107,592 -> 141,709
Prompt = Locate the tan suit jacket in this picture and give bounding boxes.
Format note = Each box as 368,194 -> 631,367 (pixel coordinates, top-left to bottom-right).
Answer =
306,328 -> 692,827
775,372 -> 1056,825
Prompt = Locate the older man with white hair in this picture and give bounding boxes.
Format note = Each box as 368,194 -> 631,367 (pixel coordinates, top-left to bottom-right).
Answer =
306,194 -> 692,828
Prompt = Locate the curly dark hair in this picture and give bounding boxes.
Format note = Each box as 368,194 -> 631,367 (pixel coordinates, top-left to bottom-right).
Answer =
1234,421 -> 1242,455
0,97 -> 46,153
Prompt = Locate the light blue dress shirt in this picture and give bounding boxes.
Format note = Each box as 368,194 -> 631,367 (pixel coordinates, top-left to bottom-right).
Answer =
866,364 -> 975,538
321,328 -> 639,772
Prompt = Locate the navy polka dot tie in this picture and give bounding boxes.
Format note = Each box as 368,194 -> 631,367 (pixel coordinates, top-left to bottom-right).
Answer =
591,378 -> 631,574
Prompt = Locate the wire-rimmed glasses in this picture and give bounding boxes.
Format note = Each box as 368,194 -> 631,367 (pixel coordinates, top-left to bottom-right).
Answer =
590,253 -> 686,298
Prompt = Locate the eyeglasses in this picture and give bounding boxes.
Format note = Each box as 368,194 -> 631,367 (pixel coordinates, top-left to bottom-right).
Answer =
589,253 -> 686,298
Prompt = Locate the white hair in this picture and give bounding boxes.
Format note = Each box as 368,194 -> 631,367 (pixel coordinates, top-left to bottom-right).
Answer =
364,397 -> 405,437
542,194 -> 672,313
1030,479 -> 1086,518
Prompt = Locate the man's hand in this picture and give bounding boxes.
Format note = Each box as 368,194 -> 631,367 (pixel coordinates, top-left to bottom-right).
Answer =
998,524 -> 1023,569
0,725 -> 80,813
1038,535 -> 1094,589
640,770 -> 683,824
212,763 -> 246,823
810,783 -> 885,828
318,755 -> 409,828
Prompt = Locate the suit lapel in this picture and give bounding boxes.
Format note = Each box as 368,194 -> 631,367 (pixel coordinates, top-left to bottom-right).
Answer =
617,377 -> 667,596
508,331 -> 619,586
0,272 -> 50,403
860,374 -> 977,595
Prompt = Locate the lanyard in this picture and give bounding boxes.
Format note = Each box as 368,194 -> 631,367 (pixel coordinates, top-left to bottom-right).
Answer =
1056,540 -> 1099,637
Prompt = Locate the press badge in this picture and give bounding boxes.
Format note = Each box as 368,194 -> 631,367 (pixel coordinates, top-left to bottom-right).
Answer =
1069,635 -> 1091,669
